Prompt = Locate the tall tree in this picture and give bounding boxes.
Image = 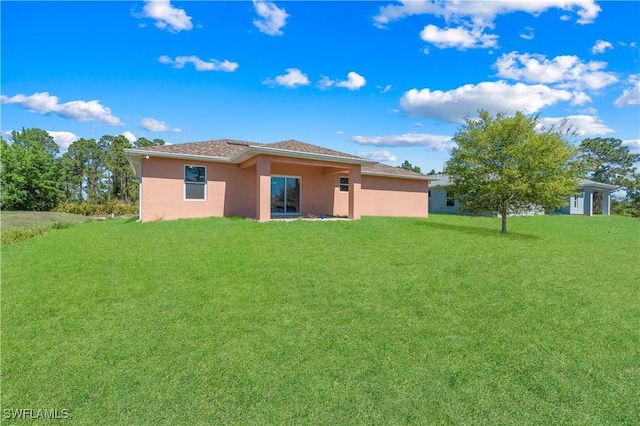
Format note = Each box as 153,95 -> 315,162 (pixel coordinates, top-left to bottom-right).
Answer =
101,135 -> 135,201
0,128 -> 61,210
578,137 -> 639,191
398,160 -> 422,174
60,138 -> 106,202
445,110 -> 580,233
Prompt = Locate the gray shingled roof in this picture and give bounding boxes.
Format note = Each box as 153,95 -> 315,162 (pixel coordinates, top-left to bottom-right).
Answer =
132,139 -> 257,158
265,140 -> 363,159
127,139 -> 432,180
362,163 -> 429,179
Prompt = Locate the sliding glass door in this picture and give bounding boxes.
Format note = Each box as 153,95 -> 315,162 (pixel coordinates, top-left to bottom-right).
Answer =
271,176 -> 300,214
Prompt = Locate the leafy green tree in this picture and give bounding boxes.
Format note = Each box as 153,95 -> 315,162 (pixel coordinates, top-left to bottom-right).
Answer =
0,128 -> 61,210
579,137 -> 639,190
60,138 -> 107,203
399,160 -> 421,174
445,110 -> 581,233
101,135 -> 135,201
134,137 -> 165,147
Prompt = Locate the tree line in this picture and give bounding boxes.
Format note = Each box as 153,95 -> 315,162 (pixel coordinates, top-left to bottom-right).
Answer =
1,128 -> 165,211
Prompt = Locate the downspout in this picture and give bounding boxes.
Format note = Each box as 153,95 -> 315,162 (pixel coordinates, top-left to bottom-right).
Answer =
130,159 -> 143,222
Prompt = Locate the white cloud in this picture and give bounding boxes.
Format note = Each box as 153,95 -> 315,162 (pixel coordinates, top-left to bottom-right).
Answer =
420,24 -> 498,50
357,150 -> 397,162
378,84 -> 393,93
159,55 -> 238,72
0,92 -> 122,125
622,139 -> 640,154
337,72 -> 366,90
520,26 -> 534,40
351,132 -> 455,152
591,39 -> 613,54
46,131 -> 78,149
614,82 -> 640,107
121,131 -> 137,143
140,0 -> 193,33
494,52 -> 618,90
537,115 -> 613,136
335,130 -> 344,135
373,0 -> 600,28
400,81 -> 577,123
318,72 -> 366,91
253,1 -> 288,36
140,118 -> 181,132
264,68 -> 310,88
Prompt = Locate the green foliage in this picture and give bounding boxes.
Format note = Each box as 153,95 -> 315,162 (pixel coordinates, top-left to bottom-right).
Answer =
398,160 -> 421,173
0,128 -> 61,210
578,137 -> 639,189
54,201 -> 138,216
579,137 -> 640,216
446,110 -> 581,232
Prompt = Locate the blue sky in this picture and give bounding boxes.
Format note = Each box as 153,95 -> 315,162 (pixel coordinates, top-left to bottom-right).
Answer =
2,0 -> 639,173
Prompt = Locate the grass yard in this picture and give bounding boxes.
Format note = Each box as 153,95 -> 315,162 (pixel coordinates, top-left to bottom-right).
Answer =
1,215 -> 639,424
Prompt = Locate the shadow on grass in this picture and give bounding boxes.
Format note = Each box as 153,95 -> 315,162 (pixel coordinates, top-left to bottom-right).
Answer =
417,220 -> 540,240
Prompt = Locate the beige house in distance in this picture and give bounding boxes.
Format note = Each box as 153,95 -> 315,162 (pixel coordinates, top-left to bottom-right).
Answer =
124,139 -> 432,222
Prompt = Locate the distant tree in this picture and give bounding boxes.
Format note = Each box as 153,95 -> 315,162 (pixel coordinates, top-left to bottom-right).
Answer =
60,138 -> 106,202
445,110 -> 581,233
135,137 -> 165,147
427,169 -> 438,175
0,128 -> 61,210
579,137 -> 639,192
399,160 -> 421,174
101,135 -> 135,201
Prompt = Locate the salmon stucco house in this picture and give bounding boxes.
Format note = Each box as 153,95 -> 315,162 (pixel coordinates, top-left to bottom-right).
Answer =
124,139 -> 432,222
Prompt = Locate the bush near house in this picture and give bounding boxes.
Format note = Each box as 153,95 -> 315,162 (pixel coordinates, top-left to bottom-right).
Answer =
53,202 -> 138,216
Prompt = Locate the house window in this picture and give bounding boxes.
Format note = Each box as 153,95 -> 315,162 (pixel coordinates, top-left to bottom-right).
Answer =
185,165 -> 206,200
446,192 -> 455,207
339,177 -> 349,192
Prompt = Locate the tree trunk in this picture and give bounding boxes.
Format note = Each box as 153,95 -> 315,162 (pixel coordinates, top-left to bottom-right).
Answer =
501,211 -> 507,233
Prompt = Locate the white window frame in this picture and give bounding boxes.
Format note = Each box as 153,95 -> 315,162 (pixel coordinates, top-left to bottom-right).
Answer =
184,164 -> 207,201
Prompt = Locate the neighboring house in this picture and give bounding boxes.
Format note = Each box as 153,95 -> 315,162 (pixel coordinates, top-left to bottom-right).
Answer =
124,139 -> 433,222
427,174 -> 617,216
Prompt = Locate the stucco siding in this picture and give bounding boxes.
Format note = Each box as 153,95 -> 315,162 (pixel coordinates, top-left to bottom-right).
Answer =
360,175 -> 428,217
140,157 -> 256,222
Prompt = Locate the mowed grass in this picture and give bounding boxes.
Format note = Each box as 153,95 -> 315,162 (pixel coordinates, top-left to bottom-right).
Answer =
1,215 -> 638,425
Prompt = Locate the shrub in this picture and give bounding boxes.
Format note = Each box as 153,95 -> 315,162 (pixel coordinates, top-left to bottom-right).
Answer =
53,202 -> 138,216
1,222 -> 74,247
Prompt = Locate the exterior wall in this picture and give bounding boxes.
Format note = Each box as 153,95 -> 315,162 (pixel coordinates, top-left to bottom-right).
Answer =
139,156 -> 430,221
563,188 -> 611,216
568,193 -> 585,215
140,157 -> 256,222
269,161 -> 340,217
428,188 -> 461,214
360,175 -> 428,217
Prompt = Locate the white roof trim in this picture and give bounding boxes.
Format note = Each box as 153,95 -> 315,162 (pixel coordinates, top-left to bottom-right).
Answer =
362,171 -> 436,181
125,146 -> 376,166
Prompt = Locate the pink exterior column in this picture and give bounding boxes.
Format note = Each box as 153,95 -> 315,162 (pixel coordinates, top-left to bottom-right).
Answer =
348,166 -> 362,220
256,156 -> 271,222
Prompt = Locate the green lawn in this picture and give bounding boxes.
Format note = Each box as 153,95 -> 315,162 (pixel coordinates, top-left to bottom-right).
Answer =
1,215 -> 638,424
